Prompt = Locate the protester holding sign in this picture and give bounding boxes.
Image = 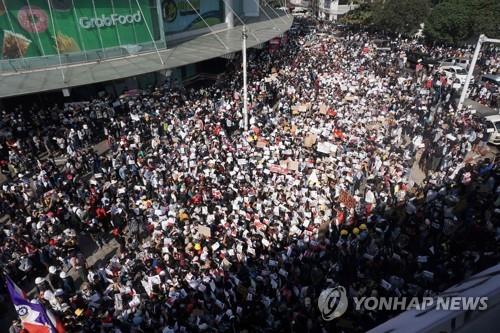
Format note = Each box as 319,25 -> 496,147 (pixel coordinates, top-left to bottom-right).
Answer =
0,18 -> 499,333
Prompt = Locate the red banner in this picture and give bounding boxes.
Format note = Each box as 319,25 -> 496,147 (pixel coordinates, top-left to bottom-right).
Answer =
269,164 -> 288,175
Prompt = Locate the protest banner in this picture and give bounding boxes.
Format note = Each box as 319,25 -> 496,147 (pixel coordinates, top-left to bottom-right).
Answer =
280,159 -> 299,172
339,190 -> 357,209
256,138 -> 268,148
317,142 -> 332,154
366,120 -> 382,131
342,95 -> 357,102
288,160 -> 299,172
198,225 -> 211,238
269,164 -> 289,175
319,104 -> 328,115
304,134 -> 317,148
292,103 -> 309,115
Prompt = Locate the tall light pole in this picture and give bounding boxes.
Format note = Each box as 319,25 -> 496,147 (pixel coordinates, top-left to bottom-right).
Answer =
458,34 -> 500,111
242,25 -> 249,131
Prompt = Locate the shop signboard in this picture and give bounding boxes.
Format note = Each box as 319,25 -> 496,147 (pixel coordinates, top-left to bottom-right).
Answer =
162,0 -> 224,35
0,0 -> 159,60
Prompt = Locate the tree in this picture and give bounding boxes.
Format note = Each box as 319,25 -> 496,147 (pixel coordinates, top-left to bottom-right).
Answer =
339,2 -> 377,26
468,0 -> 500,40
425,0 -> 500,44
371,0 -> 431,35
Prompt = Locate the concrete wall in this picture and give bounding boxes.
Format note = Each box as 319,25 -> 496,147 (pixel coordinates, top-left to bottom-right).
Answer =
369,264 -> 500,333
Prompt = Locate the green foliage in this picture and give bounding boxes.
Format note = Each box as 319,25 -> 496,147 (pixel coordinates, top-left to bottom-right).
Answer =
339,3 -> 376,26
425,0 -> 500,44
468,0 -> 500,39
338,0 -> 499,45
371,0 -> 431,35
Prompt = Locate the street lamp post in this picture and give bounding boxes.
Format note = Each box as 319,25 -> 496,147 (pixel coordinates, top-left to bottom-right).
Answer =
242,25 -> 249,131
458,34 -> 500,111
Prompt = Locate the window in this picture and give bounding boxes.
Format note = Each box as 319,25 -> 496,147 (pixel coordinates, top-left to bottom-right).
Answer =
482,78 -> 499,87
486,121 -> 495,133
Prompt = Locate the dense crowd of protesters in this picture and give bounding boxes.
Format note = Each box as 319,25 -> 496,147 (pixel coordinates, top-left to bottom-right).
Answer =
1,19 -> 500,333
470,47 -> 499,109
392,34 -> 499,109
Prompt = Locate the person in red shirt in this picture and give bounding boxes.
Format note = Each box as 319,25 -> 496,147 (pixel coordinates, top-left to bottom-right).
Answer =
95,206 -> 107,220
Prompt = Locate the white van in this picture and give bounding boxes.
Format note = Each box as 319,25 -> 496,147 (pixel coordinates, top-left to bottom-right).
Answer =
438,65 -> 468,85
480,74 -> 500,87
439,57 -> 470,69
485,115 -> 500,145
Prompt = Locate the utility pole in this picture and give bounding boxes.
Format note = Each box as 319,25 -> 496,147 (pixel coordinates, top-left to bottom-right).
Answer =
458,34 -> 500,111
242,25 -> 249,131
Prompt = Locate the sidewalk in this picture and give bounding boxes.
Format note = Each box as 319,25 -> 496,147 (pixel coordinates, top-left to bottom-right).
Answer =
1,139 -> 115,295
409,150 -> 426,188
464,98 -> 499,117
1,140 -> 111,184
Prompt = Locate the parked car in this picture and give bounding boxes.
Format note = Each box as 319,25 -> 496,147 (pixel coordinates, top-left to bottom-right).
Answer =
439,57 -> 470,69
439,65 -> 468,85
406,51 -> 439,69
480,74 -> 500,87
485,115 -> 500,145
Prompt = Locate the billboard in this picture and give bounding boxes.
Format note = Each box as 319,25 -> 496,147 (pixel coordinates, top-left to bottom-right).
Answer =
162,0 -> 224,35
0,0 -> 160,60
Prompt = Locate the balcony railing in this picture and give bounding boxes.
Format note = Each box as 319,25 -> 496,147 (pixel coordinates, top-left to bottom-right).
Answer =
0,40 -> 167,74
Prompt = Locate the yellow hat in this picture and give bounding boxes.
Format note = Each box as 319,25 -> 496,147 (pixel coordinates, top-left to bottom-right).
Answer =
179,211 -> 189,221
340,229 -> 348,236
353,228 -> 360,235
75,308 -> 84,316
194,243 -> 201,251
359,224 -> 367,231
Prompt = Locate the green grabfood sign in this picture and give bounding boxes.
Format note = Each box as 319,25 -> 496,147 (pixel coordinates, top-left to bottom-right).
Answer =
0,0 -> 159,60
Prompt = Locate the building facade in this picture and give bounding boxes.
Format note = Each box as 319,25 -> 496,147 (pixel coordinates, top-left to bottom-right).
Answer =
0,0 -> 292,98
317,0 -> 358,21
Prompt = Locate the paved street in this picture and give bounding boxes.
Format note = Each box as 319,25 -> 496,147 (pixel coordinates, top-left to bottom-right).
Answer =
0,139 -> 115,327
0,87 -> 497,331
464,98 -> 499,117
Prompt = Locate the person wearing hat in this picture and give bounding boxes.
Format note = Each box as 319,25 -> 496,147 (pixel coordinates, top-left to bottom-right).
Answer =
60,271 -> 76,294
34,277 -> 48,294
48,265 -> 64,290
